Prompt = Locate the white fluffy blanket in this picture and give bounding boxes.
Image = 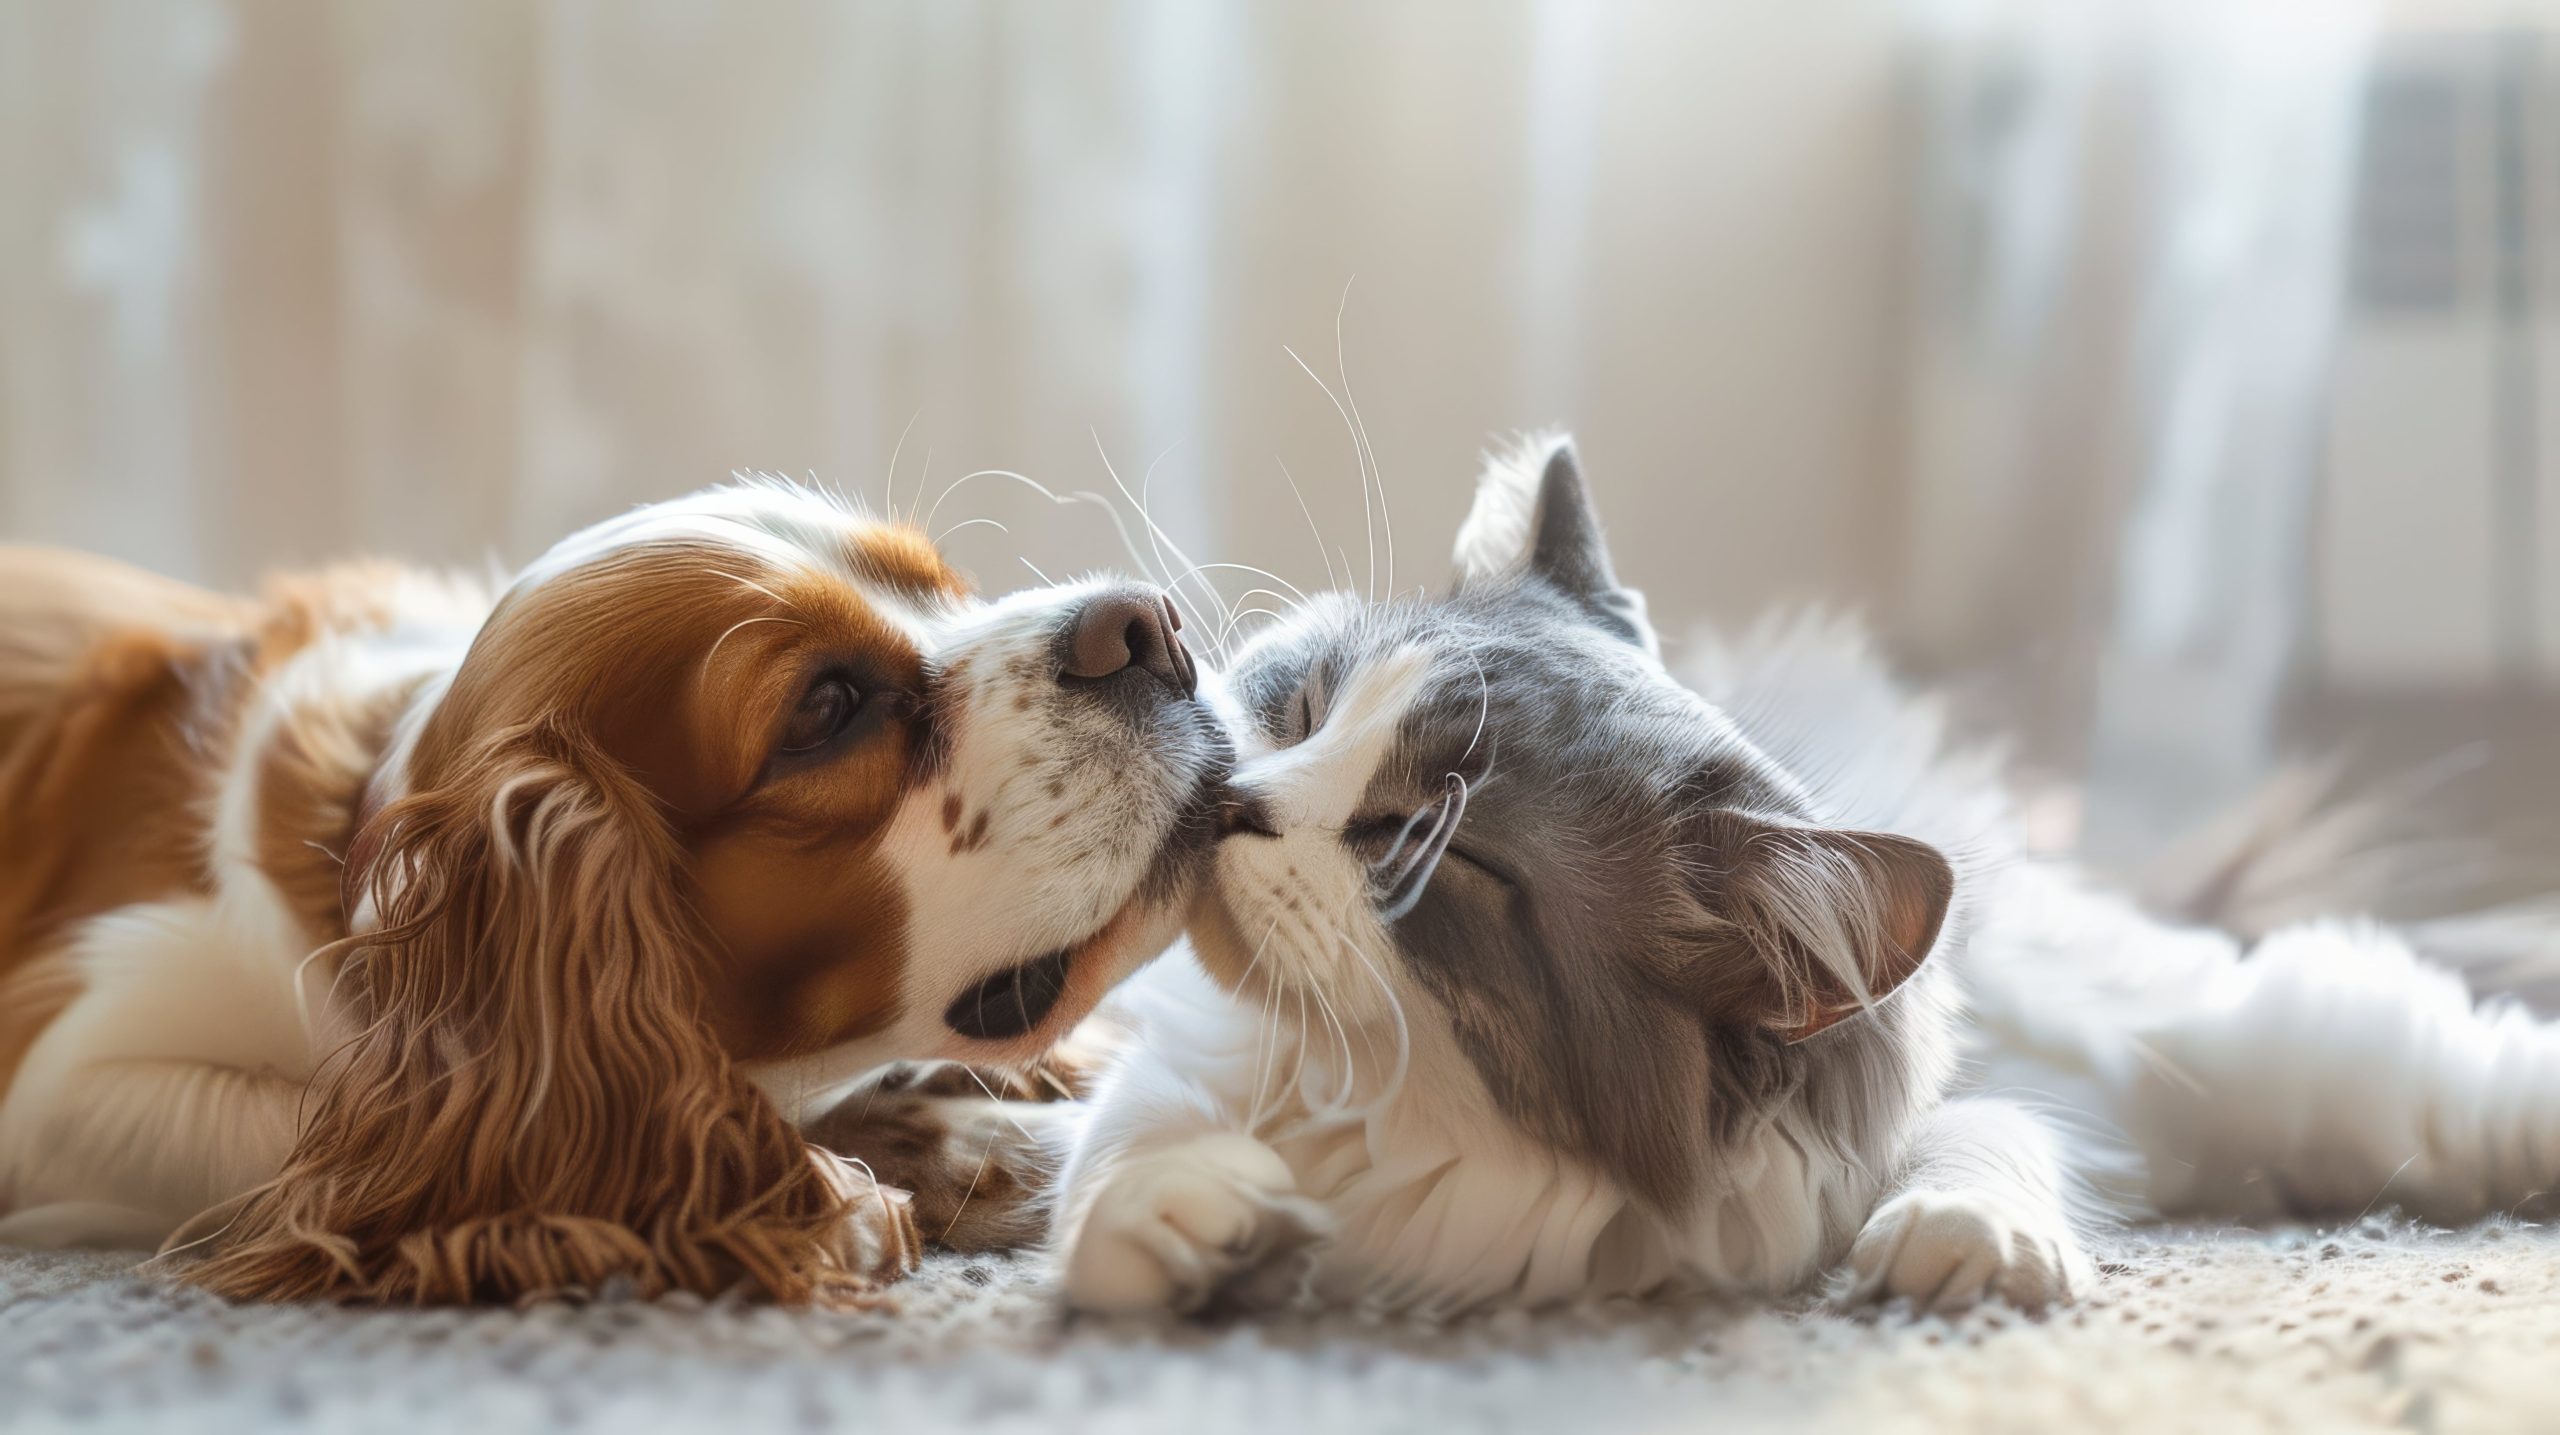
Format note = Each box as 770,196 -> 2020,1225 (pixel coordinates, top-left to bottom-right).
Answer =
5,1218 -> 2553,1433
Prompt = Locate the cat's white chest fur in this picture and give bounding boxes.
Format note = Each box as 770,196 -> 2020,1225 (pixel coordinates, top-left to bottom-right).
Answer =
1060,434 -> 2560,1319
1055,954 -> 1885,1315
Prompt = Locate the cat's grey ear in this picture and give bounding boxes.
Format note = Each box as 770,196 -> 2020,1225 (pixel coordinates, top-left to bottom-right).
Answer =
1451,433 -> 1657,654
1683,812 -> 1953,1042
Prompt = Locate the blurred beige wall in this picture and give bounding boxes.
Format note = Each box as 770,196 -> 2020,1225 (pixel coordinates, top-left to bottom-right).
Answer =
24,0 -> 2544,862
0,0 -> 1911,649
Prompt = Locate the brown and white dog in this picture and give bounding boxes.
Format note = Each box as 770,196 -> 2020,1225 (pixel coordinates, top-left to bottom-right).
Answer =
0,481 -> 1225,1304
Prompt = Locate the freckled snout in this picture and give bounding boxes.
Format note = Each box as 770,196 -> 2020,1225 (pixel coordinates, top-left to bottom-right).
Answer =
1061,587 -> 1196,697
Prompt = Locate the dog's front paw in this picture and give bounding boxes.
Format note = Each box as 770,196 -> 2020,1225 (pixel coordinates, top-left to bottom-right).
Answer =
809,1147 -> 924,1284
1061,1133 -> 1330,1316
1841,1188 -> 2091,1313
849,1178 -> 924,1284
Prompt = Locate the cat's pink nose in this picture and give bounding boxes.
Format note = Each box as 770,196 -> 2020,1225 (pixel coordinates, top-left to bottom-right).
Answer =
1062,588 -> 1195,696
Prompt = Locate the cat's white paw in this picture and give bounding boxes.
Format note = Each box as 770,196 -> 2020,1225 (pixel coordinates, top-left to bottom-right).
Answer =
1061,1133 -> 1330,1316
1841,1188 -> 2092,1313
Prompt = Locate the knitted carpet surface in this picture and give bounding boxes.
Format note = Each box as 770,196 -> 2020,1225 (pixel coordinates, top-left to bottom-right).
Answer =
5,1218 -> 2554,1434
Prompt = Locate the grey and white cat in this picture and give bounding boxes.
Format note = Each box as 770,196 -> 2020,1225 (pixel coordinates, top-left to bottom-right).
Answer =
1051,435 -> 2560,1317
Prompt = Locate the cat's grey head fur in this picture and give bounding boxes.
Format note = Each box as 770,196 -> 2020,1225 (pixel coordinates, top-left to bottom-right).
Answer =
1198,436 -> 1956,1215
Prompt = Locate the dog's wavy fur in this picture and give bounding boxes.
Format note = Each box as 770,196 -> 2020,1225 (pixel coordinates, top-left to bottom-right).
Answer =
191,723 -> 871,1304
0,484 -> 1226,1305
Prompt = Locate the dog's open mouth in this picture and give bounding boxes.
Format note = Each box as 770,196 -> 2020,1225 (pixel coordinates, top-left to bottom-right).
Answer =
943,948 -> 1073,1041
936,758 -> 1235,1051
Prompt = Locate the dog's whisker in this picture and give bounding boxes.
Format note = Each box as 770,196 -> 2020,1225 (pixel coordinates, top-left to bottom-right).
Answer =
1089,430 -> 1225,640
701,614 -> 805,677
933,516 -> 1010,546
1137,440 -> 1221,637
922,467 -> 1167,606
700,568 -> 802,612
883,409 -> 920,523
924,467 -> 1061,535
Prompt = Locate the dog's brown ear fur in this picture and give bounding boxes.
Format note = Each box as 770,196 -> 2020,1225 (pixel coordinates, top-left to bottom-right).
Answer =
191,722 -> 906,1305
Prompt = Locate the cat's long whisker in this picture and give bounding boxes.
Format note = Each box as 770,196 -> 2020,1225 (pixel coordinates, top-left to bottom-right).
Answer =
1338,927 -> 1412,1108
1213,603 -> 1284,657
1458,649 -> 1492,769
1248,974 -> 1288,1135
1320,931 -> 1382,1110
1374,826 -> 1451,918
1333,280 -> 1394,598
1221,607 -> 1290,650
1213,591 -> 1304,652
1160,558 -> 1304,661
1284,342 -> 1376,602
1251,976 -> 1292,1136
1284,981 -> 1316,1121
1276,457 -> 1343,594
1243,917 -> 1327,1138
1169,561 -> 1310,609
1372,776 -> 1469,922
1131,447 -> 1269,660
1304,971 -> 1359,1115
1063,487 -> 1201,618
1368,794 -> 1448,877
1236,916 -> 1288,1131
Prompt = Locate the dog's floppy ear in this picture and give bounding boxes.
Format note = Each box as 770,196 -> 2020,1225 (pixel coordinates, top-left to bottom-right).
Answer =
191,722 -> 910,1305
1679,809 -> 1953,1042
1450,433 -> 1657,654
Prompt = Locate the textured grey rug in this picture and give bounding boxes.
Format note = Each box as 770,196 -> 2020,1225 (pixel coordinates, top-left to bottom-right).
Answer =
5,1218 -> 2555,1434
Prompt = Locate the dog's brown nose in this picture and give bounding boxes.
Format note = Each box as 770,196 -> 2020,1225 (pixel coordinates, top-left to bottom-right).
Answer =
1062,588 -> 1196,696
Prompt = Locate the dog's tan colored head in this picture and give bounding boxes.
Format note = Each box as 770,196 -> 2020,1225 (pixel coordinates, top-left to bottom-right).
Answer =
198,482 -> 1223,1305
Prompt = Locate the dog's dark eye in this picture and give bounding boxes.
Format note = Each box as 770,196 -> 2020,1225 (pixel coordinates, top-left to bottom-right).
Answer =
780,677 -> 862,753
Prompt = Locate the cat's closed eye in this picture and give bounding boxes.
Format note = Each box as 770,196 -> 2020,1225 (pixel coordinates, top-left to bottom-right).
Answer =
1274,667 -> 1333,747
1345,789 -> 1517,896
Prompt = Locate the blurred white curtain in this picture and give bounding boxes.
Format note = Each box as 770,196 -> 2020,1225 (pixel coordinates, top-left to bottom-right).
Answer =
0,0 -> 1919,652
1896,2 -> 2377,851
0,0 -> 1260,585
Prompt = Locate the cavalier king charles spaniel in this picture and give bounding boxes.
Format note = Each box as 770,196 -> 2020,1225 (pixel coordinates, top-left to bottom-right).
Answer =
0,481 -> 1226,1304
